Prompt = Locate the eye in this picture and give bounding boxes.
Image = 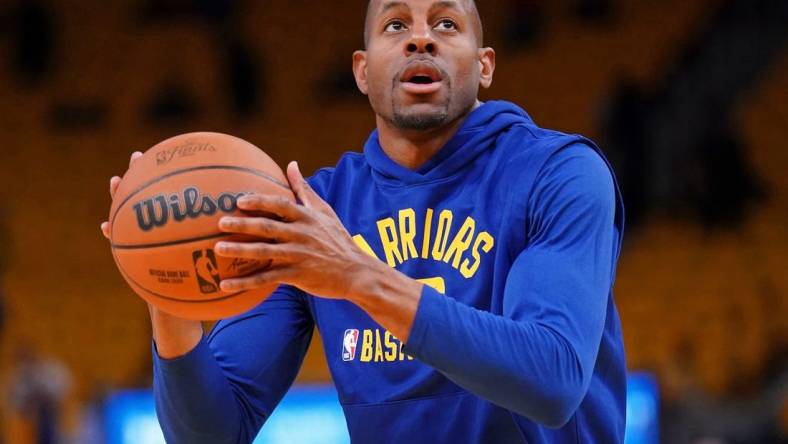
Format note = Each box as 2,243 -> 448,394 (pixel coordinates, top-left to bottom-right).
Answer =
434,19 -> 457,31
384,20 -> 407,32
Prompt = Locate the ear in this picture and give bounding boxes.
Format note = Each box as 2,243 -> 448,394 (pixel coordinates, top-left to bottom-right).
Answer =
352,50 -> 369,95
478,47 -> 496,89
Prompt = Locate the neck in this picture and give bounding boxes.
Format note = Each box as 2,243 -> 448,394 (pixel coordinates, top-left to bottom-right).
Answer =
376,100 -> 481,170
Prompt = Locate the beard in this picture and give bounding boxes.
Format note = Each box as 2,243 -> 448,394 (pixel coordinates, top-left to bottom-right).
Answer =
391,107 -> 450,131
388,77 -> 453,131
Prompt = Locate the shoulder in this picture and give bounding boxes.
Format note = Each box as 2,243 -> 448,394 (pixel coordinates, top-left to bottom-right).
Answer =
526,142 -> 617,230
491,123 -> 620,233
535,143 -> 615,195
491,122 -> 616,203
500,121 -> 592,161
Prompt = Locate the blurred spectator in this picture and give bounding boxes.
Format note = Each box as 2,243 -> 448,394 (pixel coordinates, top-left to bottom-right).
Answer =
502,0 -> 546,50
688,108 -> 764,229
72,384 -> 108,444
219,34 -> 263,118
5,346 -> 71,444
599,75 -> 651,229
9,0 -> 56,86
143,77 -> 201,124
661,339 -> 788,443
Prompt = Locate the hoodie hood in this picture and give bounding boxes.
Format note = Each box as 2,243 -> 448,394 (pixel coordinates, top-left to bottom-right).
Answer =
363,100 -> 534,187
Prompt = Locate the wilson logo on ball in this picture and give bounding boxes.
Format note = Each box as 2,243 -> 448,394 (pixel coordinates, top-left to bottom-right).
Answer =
133,186 -> 247,231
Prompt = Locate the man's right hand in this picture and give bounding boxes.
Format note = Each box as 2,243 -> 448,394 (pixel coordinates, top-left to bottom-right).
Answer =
102,151 -> 204,359
100,151 -> 142,239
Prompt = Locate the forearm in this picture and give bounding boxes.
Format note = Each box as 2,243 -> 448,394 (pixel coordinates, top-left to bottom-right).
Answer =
149,307 -> 247,442
153,337 -> 245,444
403,286 -> 589,428
151,290 -> 314,444
349,266 -> 587,427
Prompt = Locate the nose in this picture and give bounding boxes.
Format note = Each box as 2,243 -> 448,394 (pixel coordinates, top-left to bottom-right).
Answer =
406,34 -> 437,55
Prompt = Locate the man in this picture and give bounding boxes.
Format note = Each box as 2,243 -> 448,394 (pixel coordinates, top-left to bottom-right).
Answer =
102,0 -> 626,442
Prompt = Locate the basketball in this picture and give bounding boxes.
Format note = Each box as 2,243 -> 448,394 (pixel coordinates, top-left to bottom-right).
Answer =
108,132 -> 293,320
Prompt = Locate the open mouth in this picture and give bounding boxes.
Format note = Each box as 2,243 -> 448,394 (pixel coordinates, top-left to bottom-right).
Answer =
398,62 -> 444,95
408,75 -> 435,84
400,62 -> 443,85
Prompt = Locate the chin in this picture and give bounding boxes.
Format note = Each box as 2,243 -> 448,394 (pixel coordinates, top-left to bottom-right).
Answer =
392,113 -> 449,131
392,102 -> 451,130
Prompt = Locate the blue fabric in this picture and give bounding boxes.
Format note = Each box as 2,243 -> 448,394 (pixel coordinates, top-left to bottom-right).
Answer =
153,100 -> 627,443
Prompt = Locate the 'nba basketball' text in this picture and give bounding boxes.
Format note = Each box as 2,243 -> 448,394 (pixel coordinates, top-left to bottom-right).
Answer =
342,328 -> 413,363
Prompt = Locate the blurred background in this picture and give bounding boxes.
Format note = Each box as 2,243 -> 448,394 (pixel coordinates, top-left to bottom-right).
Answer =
0,0 -> 786,443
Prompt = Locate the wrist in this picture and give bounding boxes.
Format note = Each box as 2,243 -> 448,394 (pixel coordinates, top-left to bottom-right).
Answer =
148,304 -> 203,359
347,262 -> 423,342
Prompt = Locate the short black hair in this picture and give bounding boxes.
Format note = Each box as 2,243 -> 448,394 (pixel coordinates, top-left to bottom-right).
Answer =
364,0 -> 483,48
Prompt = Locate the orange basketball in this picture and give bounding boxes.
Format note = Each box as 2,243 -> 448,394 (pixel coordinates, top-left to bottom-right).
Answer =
108,132 -> 293,320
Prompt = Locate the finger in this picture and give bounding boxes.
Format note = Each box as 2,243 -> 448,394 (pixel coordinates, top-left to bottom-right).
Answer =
220,266 -> 294,292
286,161 -> 330,212
236,193 -> 305,222
100,221 -> 110,239
110,152 -> 141,199
214,241 -> 302,262
110,176 -> 121,199
218,216 -> 301,241
129,151 -> 143,168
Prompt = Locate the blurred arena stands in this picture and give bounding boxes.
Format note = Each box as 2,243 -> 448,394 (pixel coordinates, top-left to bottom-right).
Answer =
0,0 -> 785,442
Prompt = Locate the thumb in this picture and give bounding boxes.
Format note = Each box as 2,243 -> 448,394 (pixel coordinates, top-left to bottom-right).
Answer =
286,161 -> 324,210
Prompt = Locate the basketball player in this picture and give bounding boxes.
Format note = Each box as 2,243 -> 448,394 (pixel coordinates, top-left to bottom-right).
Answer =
101,0 -> 626,442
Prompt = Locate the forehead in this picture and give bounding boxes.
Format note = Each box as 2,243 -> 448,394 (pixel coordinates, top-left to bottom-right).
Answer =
368,0 -> 471,16
364,0 -> 482,46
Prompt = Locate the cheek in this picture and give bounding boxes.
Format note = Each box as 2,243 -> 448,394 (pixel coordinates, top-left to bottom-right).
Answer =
364,56 -> 395,107
366,65 -> 388,96
453,53 -> 480,88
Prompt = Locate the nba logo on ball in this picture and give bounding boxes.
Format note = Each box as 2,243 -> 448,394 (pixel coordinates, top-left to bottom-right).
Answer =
192,249 -> 221,293
342,329 -> 359,361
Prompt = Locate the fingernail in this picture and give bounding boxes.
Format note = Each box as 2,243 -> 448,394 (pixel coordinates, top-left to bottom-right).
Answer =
220,280 -> 234,291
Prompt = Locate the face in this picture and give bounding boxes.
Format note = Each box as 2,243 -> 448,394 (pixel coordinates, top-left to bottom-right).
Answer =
354,0 -> 495,131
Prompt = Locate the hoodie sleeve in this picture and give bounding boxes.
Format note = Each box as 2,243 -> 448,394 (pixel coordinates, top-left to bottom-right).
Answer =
404,143 -> 619,428
153,285 -> 314,444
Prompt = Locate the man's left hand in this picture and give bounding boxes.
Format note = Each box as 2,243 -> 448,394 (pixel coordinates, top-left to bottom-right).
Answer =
214,161 -> 383,300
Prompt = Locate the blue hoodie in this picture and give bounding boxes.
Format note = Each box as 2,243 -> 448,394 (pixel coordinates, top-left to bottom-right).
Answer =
152,101 -> 627,443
